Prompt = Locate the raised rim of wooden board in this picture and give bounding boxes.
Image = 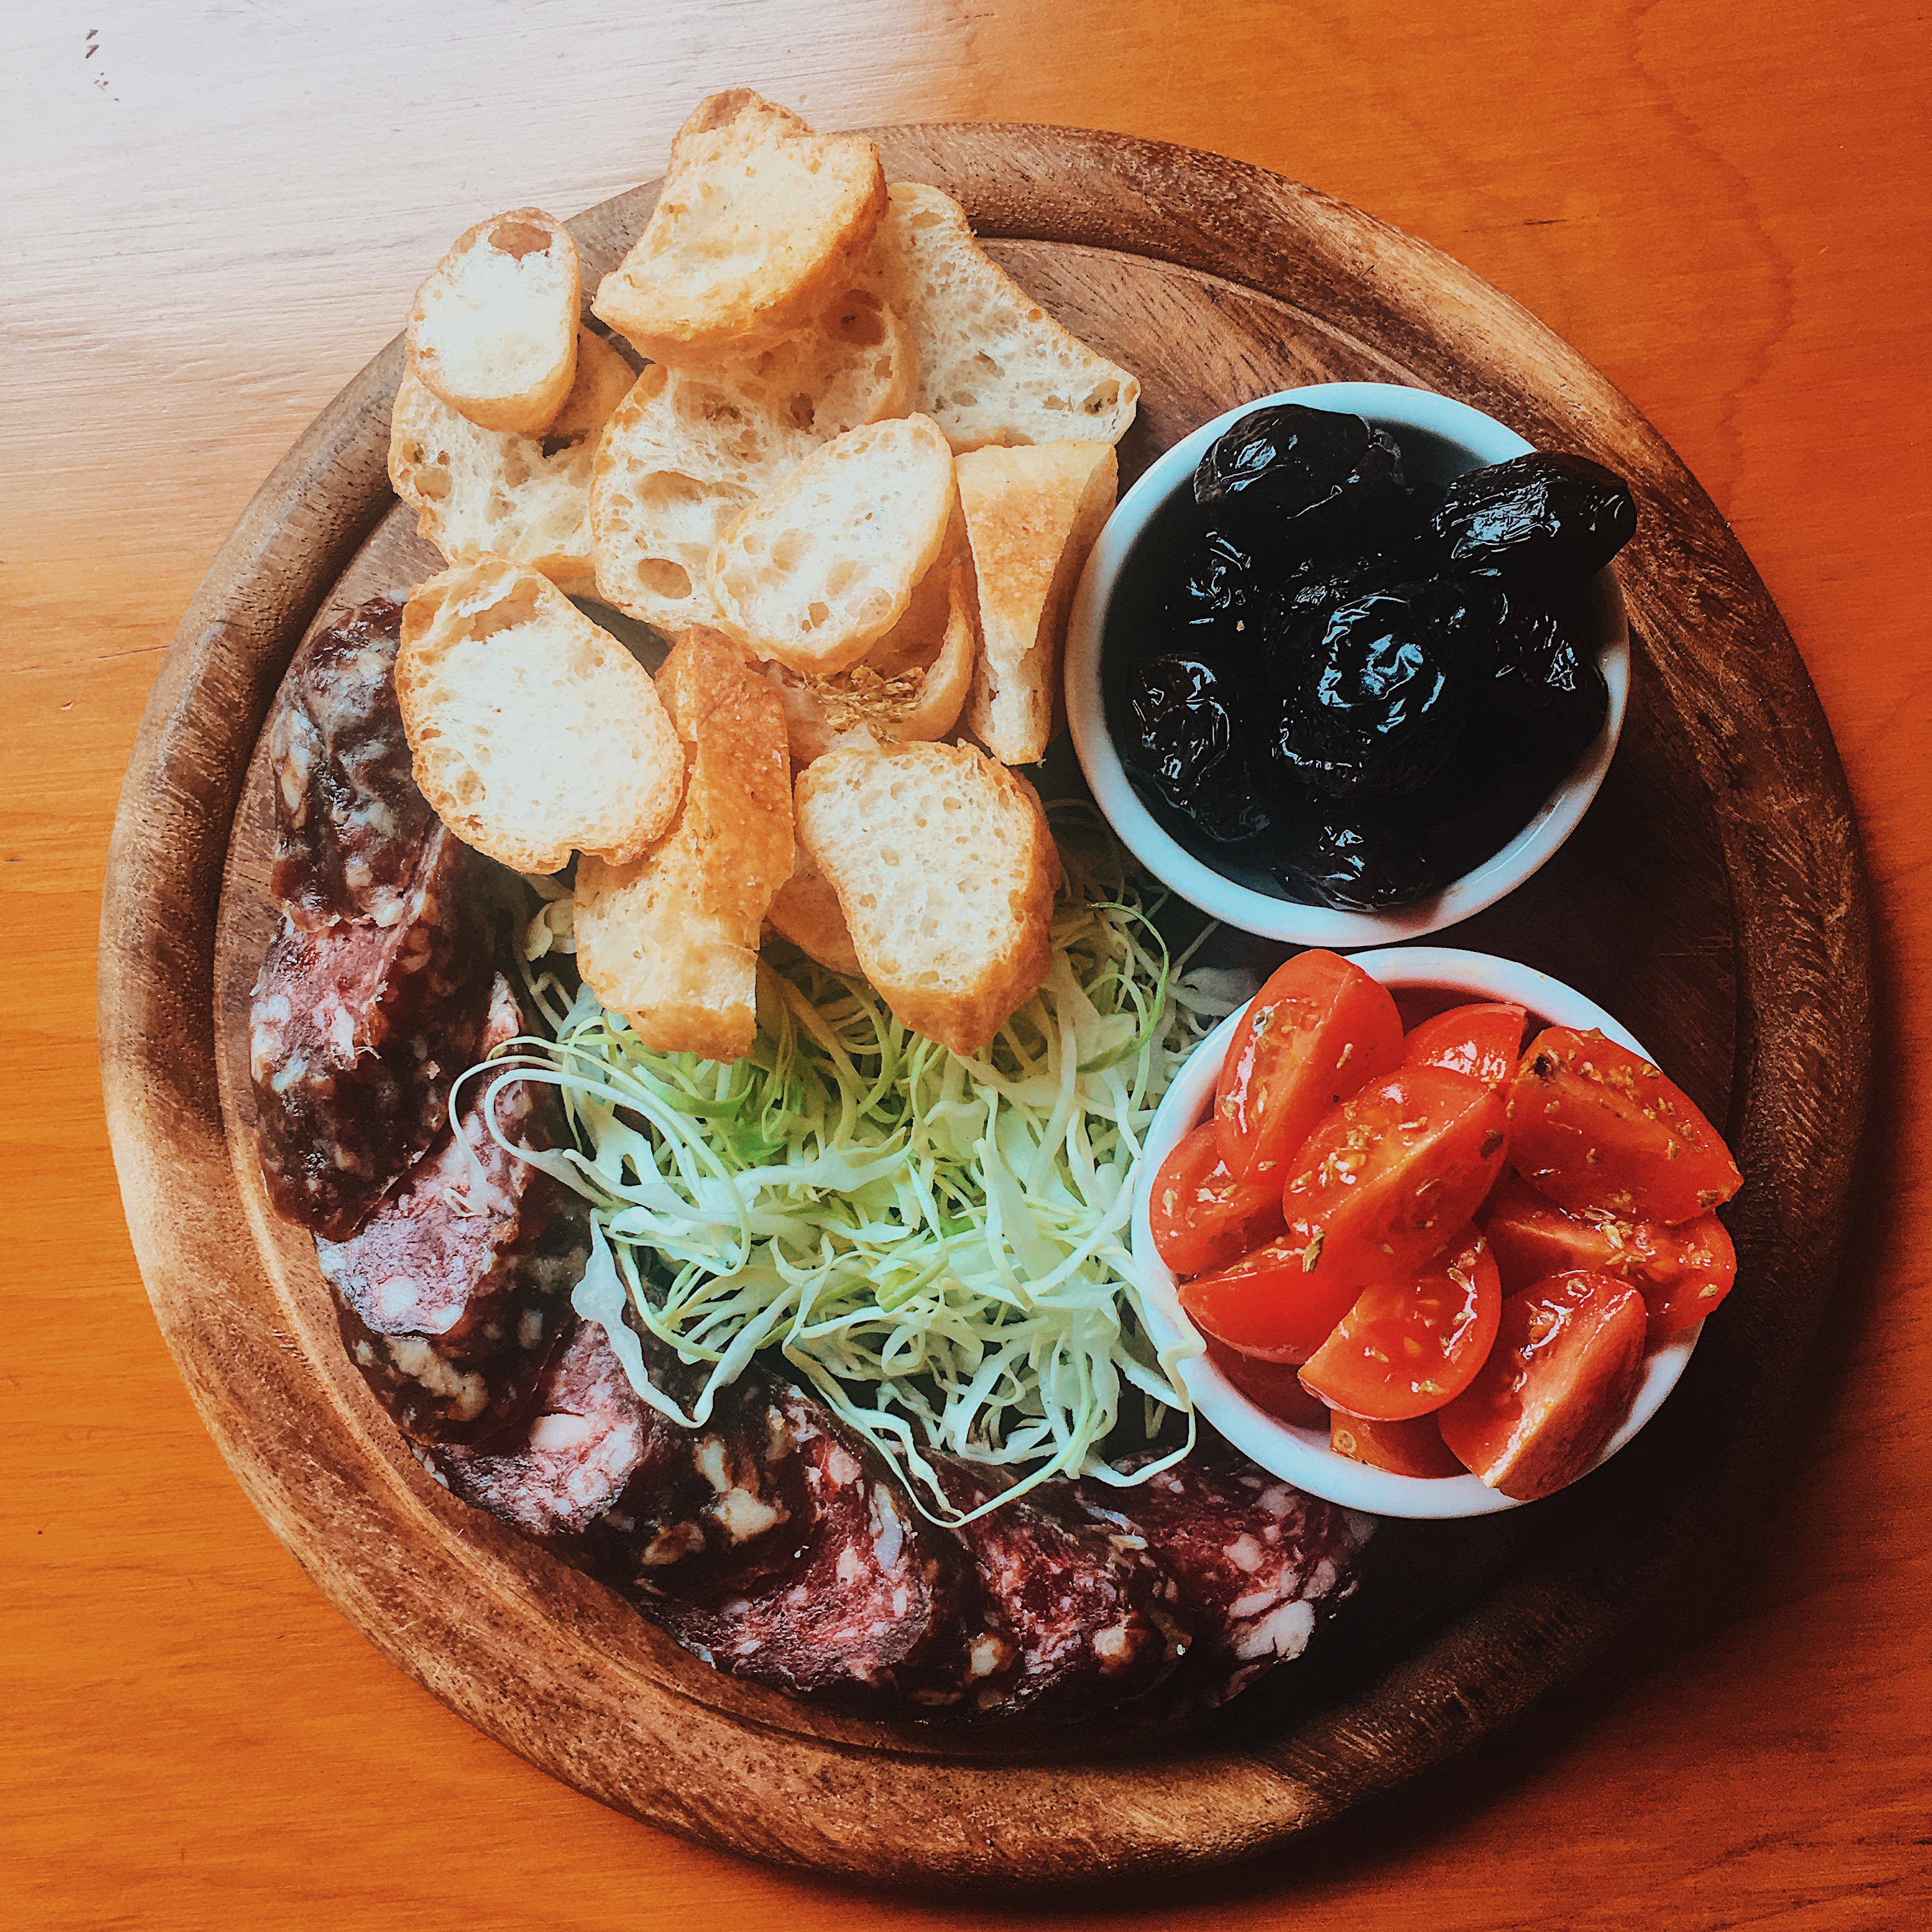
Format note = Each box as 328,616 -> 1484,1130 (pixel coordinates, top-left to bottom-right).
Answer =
99,123 -> 1872,1887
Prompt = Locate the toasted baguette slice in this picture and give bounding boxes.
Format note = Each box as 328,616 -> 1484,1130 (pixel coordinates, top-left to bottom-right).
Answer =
765,837 -> 862,976
398,558 -> 684,874
707,414 -> 956,675
794,742 -> 1057,1056
958,441 -> 1117,764
389,327 -> 632,595
575,630 -> 793,1061
593,91 -> 886,363
767,515 -> 977,765
408,209 -> 581,433
864,183 -> 1140,452
587,295 -> 914,634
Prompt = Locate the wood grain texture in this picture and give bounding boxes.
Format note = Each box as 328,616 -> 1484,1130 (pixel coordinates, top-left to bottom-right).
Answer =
10,4 -> 1931,1927
96,118 -> 1864,1887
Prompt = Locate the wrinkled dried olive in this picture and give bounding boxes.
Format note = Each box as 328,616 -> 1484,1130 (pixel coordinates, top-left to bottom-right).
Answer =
1425,452 -> 1636,595
1194,404 -> 1404,533
1123,655 -> 1272,842
1267,582 -> 1473,797
1270,807 -> 1441,910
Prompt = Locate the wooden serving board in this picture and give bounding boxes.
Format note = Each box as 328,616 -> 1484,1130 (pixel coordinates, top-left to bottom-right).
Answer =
99,125 -> 1871,1888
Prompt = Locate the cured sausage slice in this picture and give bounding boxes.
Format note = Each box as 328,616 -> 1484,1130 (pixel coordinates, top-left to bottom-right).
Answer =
1079,1441 -> 1372,1708
430,1318 -> 658,1540
588,1370 -> 809,1603
249,822 -> 491,1239
318,974 -> 556,1352
268,596 -> 434,930
643,1384 -> 966,1702
917,1462 -> 1192,1719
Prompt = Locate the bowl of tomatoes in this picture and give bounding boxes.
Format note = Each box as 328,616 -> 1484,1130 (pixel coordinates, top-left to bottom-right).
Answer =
1134,947 -> 1743,1518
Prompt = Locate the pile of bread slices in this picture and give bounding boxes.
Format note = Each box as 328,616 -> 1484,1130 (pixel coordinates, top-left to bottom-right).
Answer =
385,90 -> 1139,1062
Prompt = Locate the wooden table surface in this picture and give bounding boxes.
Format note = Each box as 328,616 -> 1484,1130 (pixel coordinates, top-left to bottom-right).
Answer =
6,3 -> 1928,1925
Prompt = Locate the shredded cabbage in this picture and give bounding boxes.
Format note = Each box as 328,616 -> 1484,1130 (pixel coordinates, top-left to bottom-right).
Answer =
477,818 -> 1246,1523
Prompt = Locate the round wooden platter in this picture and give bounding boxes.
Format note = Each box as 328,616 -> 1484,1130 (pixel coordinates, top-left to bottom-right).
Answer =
100,125 -> 1871,1889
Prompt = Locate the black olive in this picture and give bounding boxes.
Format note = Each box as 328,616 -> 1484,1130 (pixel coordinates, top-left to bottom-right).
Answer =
1424,452 -> 1636,596
1123,655 -> 1273,843
1266,582 -> 1473,798
1270,806 -> 1441,910
1162,523 -> 1268,660
1193,404 -> 1404,534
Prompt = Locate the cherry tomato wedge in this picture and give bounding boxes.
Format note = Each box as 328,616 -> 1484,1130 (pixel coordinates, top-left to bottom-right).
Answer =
1482,1172 -> 1736,1344
1436,1270 -> 1647,1500
1282,1064 -> 1510,1287
1213,950 -> 1403,1188
1508,1027 -> 1742,1225
1204,1337 -> 1328,1427
1329,1410 -> 1465,1479
1400,1000 -> 1528,1089
1147,1123 -> 1285,1276
1178,1235 -> 1365,1364
1299,1228 -> 1502,1420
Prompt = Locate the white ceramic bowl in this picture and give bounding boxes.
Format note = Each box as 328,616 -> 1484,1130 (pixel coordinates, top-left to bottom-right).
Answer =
1133,947 -> 1703,1519
1065,383 -> 1630,946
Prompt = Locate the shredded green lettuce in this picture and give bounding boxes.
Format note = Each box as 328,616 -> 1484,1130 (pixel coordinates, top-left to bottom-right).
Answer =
476,815 -> 1246,1523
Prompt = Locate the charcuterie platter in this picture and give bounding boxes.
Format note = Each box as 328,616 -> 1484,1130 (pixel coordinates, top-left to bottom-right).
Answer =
99,121 -> 1870,1886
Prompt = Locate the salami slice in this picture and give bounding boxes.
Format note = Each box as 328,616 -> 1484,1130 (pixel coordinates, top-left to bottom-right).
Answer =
917,1462 -> 1192,1719
330,1185 -> 587,1447
644,1384 -> 967,1702
588,1370 -> 809,1602
318,974 -> 556,1352
430,1318 -> 658,1540
249,822 -> 491,1240
268,596 -> 434,930
1078,1441 -> 1372,1708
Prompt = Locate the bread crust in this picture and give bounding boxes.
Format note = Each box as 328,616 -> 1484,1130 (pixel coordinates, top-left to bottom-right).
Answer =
793,741 -> 1058,1056
408,208 -> 581,434
958,441 -> 1118,765
766,544 -> 976,767
575,629 -> 795,1061
592,91 -> 887,364
397,558 -> 684,874
586,298 -> 914,635
389,328 -> 631,597
862,182 -> 1140,452
706,414 -> 957,676
765,838 -> 863,976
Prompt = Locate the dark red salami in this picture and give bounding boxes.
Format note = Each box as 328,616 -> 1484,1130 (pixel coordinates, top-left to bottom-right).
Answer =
249,822 -> 491,1240
643,1384 -> 966,1702
588,1370 -> 809,1602
318,974 -> 556,1352
268,597 -> 434,931
917,1462 -> 1191,1719
1078,1442 -> 1372,1708
328,1130 -> 585,1446
429,1319 -> 658,1540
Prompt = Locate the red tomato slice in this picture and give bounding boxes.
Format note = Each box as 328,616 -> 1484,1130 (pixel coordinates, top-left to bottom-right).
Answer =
1401,1000 -> 1528,1089
1177,1236 -> 1365,1364
1299,1229 -> 1502,1420
1436,1271 -> 1647,1501
1204,1337 -> 1328,1427
1508,1027 -> 1742,1224
1281,1064 -> 1511,1287
1329,1410 -> 1465,1479
1213,950 -> 1403,1188
1148,1123 -> 1285,1276
1482,1172 -> 1736,1344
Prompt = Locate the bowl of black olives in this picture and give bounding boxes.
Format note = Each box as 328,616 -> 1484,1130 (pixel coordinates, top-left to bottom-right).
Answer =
1065,384 -> 1636,942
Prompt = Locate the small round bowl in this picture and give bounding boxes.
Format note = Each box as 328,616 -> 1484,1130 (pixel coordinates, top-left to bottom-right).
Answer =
1065,383 -> 1631,946
1133,947 -> 1703,1519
